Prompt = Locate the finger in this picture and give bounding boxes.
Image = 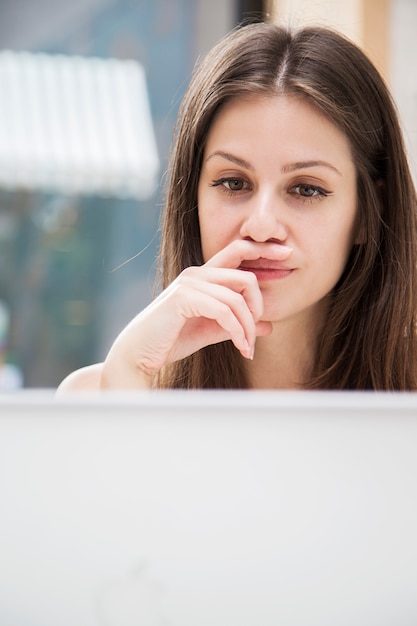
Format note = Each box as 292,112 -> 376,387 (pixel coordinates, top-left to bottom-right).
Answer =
186,279 -> 263,346
176,285 -> 252,358
181,266 -> 264,322
205,239 -> 293,270
180,278 -> 258,350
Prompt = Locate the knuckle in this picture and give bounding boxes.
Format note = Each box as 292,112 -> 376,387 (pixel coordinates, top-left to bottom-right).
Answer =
180,266 -> 199,280
230,291 -> 246,309
216,302 -> 234,323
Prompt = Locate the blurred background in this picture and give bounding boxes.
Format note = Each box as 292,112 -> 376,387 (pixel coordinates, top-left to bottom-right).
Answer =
0,0 -> 415,389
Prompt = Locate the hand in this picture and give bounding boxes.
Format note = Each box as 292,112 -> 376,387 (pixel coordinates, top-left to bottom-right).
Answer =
100,239 -> 293,389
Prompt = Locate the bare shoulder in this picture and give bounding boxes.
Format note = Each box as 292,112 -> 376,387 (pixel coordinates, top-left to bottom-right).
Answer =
56,363 -> 103,393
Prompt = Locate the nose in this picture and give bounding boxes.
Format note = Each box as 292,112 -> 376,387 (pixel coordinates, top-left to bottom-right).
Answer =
239,192 -> 289,243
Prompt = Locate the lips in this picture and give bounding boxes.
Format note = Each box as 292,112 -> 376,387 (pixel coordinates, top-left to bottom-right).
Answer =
238,258 -> 294,280
239,258 -> 291,271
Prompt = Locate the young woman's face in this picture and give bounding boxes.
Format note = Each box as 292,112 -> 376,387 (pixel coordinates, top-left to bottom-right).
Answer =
197,94 -> 359,325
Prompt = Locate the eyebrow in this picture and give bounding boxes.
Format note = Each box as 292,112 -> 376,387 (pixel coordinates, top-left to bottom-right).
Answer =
205,150 -> 254,171
205,150 -> 342,176
282,160 -> 342,176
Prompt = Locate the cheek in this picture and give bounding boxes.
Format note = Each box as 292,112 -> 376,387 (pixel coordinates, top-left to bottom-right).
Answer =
198,202 -> 235,263
197,186 -> 213,262
199,216 -> 226,263
300,204 -> 357,271
316,220 -> 357,273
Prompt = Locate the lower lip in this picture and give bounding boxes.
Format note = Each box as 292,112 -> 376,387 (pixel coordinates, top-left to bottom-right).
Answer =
239,267 -> 293,281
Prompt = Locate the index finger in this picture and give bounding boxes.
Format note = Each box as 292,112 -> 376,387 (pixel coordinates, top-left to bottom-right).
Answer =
205,239 -> 293,269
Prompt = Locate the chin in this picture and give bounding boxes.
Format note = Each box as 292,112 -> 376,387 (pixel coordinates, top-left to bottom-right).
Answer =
259,293 -> 286,322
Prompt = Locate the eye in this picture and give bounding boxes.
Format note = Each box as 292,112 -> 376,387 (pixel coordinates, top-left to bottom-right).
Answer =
296,184 -> 319,197
210,177 -> 251,194
289,183 -> 329,202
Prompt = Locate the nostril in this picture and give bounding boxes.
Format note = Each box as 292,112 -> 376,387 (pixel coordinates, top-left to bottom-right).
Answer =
243,235 -> 287,245
268,236 -> 288,244
239,213 -> 288,243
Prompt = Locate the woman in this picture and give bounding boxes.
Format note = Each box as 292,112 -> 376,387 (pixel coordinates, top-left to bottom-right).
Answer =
58,21 -> 417,392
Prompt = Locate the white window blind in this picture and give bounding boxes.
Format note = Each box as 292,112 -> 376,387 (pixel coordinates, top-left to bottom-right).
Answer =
0,51 -> 159,199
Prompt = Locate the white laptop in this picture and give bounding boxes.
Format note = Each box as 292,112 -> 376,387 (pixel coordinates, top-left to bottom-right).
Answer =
0,390 -> 417,626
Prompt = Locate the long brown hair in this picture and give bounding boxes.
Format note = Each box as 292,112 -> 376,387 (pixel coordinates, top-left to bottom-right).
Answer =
157,22 -> 417,390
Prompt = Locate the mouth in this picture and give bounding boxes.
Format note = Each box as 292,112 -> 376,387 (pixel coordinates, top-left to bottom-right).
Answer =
238,258 -> 294,281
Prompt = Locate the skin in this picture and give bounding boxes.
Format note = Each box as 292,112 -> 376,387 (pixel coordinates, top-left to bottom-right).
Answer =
57,94 -> 359,392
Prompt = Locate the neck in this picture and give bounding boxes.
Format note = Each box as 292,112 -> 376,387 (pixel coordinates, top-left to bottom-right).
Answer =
243,316 -> 320,390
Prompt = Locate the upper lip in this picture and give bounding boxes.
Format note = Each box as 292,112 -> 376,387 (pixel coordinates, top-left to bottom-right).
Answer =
239,258 -> 293,271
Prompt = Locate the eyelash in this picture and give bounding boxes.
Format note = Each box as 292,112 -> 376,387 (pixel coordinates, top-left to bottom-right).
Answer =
210,178 -> 249,197
210,178 -> 330,203
289,183 -> 330,202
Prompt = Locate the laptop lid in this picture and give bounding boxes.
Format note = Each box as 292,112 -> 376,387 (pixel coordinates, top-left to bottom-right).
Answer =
1,390 -> 417,626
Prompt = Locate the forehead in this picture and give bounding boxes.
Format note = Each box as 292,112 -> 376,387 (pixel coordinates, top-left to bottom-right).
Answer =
204,94 -> 354,168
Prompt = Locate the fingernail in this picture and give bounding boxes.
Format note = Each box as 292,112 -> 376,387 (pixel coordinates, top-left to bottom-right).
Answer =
241,340 -> 252,360
244,343 -> 254,360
